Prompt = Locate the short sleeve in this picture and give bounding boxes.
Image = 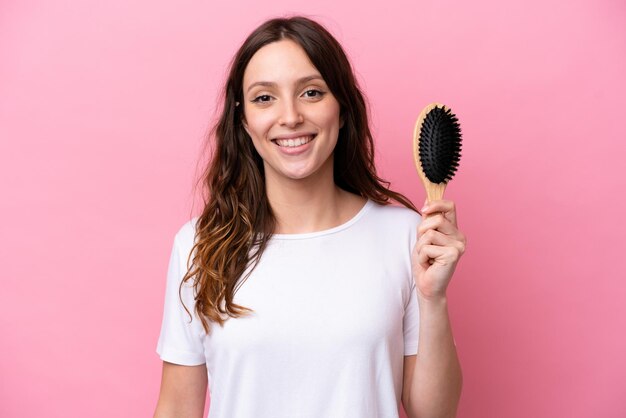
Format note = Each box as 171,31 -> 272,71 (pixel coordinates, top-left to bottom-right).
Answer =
156,233 -> 206,365
403,212 -> 421,356
403,276 -> 420,355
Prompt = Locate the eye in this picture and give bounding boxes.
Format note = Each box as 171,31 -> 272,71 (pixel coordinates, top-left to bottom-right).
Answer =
303,89 -> 325,99
251,94 -> 273,103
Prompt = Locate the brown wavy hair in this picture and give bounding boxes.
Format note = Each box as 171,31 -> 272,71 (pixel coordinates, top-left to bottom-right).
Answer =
181,15 -> 418,335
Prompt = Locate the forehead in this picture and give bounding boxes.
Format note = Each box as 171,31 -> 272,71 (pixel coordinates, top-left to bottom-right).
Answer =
242,39 -> 321,88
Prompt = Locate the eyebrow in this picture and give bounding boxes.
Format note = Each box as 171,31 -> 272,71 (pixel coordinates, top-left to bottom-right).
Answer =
246,75 -> 325,93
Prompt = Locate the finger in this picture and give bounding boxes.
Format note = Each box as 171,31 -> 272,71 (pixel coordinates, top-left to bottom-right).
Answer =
415,229 -> 466,255
421,199 -> 458,227
418,212 -> 461,237
416,244 -> 462,268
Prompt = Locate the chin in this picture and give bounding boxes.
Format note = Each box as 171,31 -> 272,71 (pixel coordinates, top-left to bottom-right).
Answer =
284,171 -> 315,180
267,156 -> 333,182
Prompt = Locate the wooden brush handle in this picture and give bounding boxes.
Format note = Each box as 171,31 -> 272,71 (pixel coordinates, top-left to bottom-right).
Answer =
422,182 -> 446,203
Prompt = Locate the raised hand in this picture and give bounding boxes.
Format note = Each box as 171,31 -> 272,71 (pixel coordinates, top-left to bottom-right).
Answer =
412,199 -> 467,301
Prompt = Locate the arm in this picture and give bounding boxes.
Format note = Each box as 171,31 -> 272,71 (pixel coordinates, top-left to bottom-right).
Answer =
402,199 -> 466,417
402,296 -> 462,418
154,361 -> 208,418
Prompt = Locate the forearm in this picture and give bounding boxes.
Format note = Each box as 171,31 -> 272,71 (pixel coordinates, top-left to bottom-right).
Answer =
407,296 -> 462,418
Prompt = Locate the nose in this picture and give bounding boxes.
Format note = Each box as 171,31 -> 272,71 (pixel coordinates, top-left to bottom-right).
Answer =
278,99 -> 304,128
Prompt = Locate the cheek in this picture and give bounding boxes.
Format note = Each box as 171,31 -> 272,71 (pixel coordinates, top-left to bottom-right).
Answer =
245,110 -> 275,138
316,103 -> 342,140
318,101 -> 342,126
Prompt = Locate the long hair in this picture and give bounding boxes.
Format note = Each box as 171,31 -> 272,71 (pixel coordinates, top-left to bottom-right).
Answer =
181,16 -> 418,335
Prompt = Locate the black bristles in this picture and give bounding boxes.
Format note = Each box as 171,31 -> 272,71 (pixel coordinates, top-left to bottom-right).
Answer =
419,106 -> 462,184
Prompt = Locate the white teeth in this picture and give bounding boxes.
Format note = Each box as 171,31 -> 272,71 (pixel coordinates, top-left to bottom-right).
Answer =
275,135 -> 314,147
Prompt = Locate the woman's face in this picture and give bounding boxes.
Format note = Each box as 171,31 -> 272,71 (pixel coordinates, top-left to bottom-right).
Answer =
241,39 -> 343,185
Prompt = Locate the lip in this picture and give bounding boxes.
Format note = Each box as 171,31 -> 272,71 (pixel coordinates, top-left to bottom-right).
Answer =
273,134 -> 316,156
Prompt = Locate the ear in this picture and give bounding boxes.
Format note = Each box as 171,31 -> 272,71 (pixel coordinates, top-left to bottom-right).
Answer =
239,103 -> 251,135
339,114 -> 345,129
241,117 -> 250,136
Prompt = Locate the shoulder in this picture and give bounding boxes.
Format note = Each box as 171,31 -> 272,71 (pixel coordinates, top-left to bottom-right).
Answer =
359,200 -> 422,247
172,217 -> 199,253
366,200 -> 422,228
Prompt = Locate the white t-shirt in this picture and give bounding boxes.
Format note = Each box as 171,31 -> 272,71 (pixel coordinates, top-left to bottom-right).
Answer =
157,199 -> 422,418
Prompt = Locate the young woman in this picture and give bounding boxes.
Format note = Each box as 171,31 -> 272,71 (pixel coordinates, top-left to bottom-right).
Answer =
154,16 -> 466,418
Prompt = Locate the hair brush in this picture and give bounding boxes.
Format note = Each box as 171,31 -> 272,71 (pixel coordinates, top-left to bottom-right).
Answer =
413,103 -> 462,209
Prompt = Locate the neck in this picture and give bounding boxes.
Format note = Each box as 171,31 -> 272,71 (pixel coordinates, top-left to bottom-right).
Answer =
264,158 -> 360,234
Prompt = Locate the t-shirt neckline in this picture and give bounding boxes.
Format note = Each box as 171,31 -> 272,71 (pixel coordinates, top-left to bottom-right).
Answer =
270,199 -> 373,240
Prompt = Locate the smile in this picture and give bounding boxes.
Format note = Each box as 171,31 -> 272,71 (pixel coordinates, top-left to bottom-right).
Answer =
273,135 -> 316,148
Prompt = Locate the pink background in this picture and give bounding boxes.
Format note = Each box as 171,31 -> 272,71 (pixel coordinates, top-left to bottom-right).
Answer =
1,0 -> 625,417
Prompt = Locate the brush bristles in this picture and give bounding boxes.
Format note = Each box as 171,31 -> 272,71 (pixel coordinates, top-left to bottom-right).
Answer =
419,106 -> 462,184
